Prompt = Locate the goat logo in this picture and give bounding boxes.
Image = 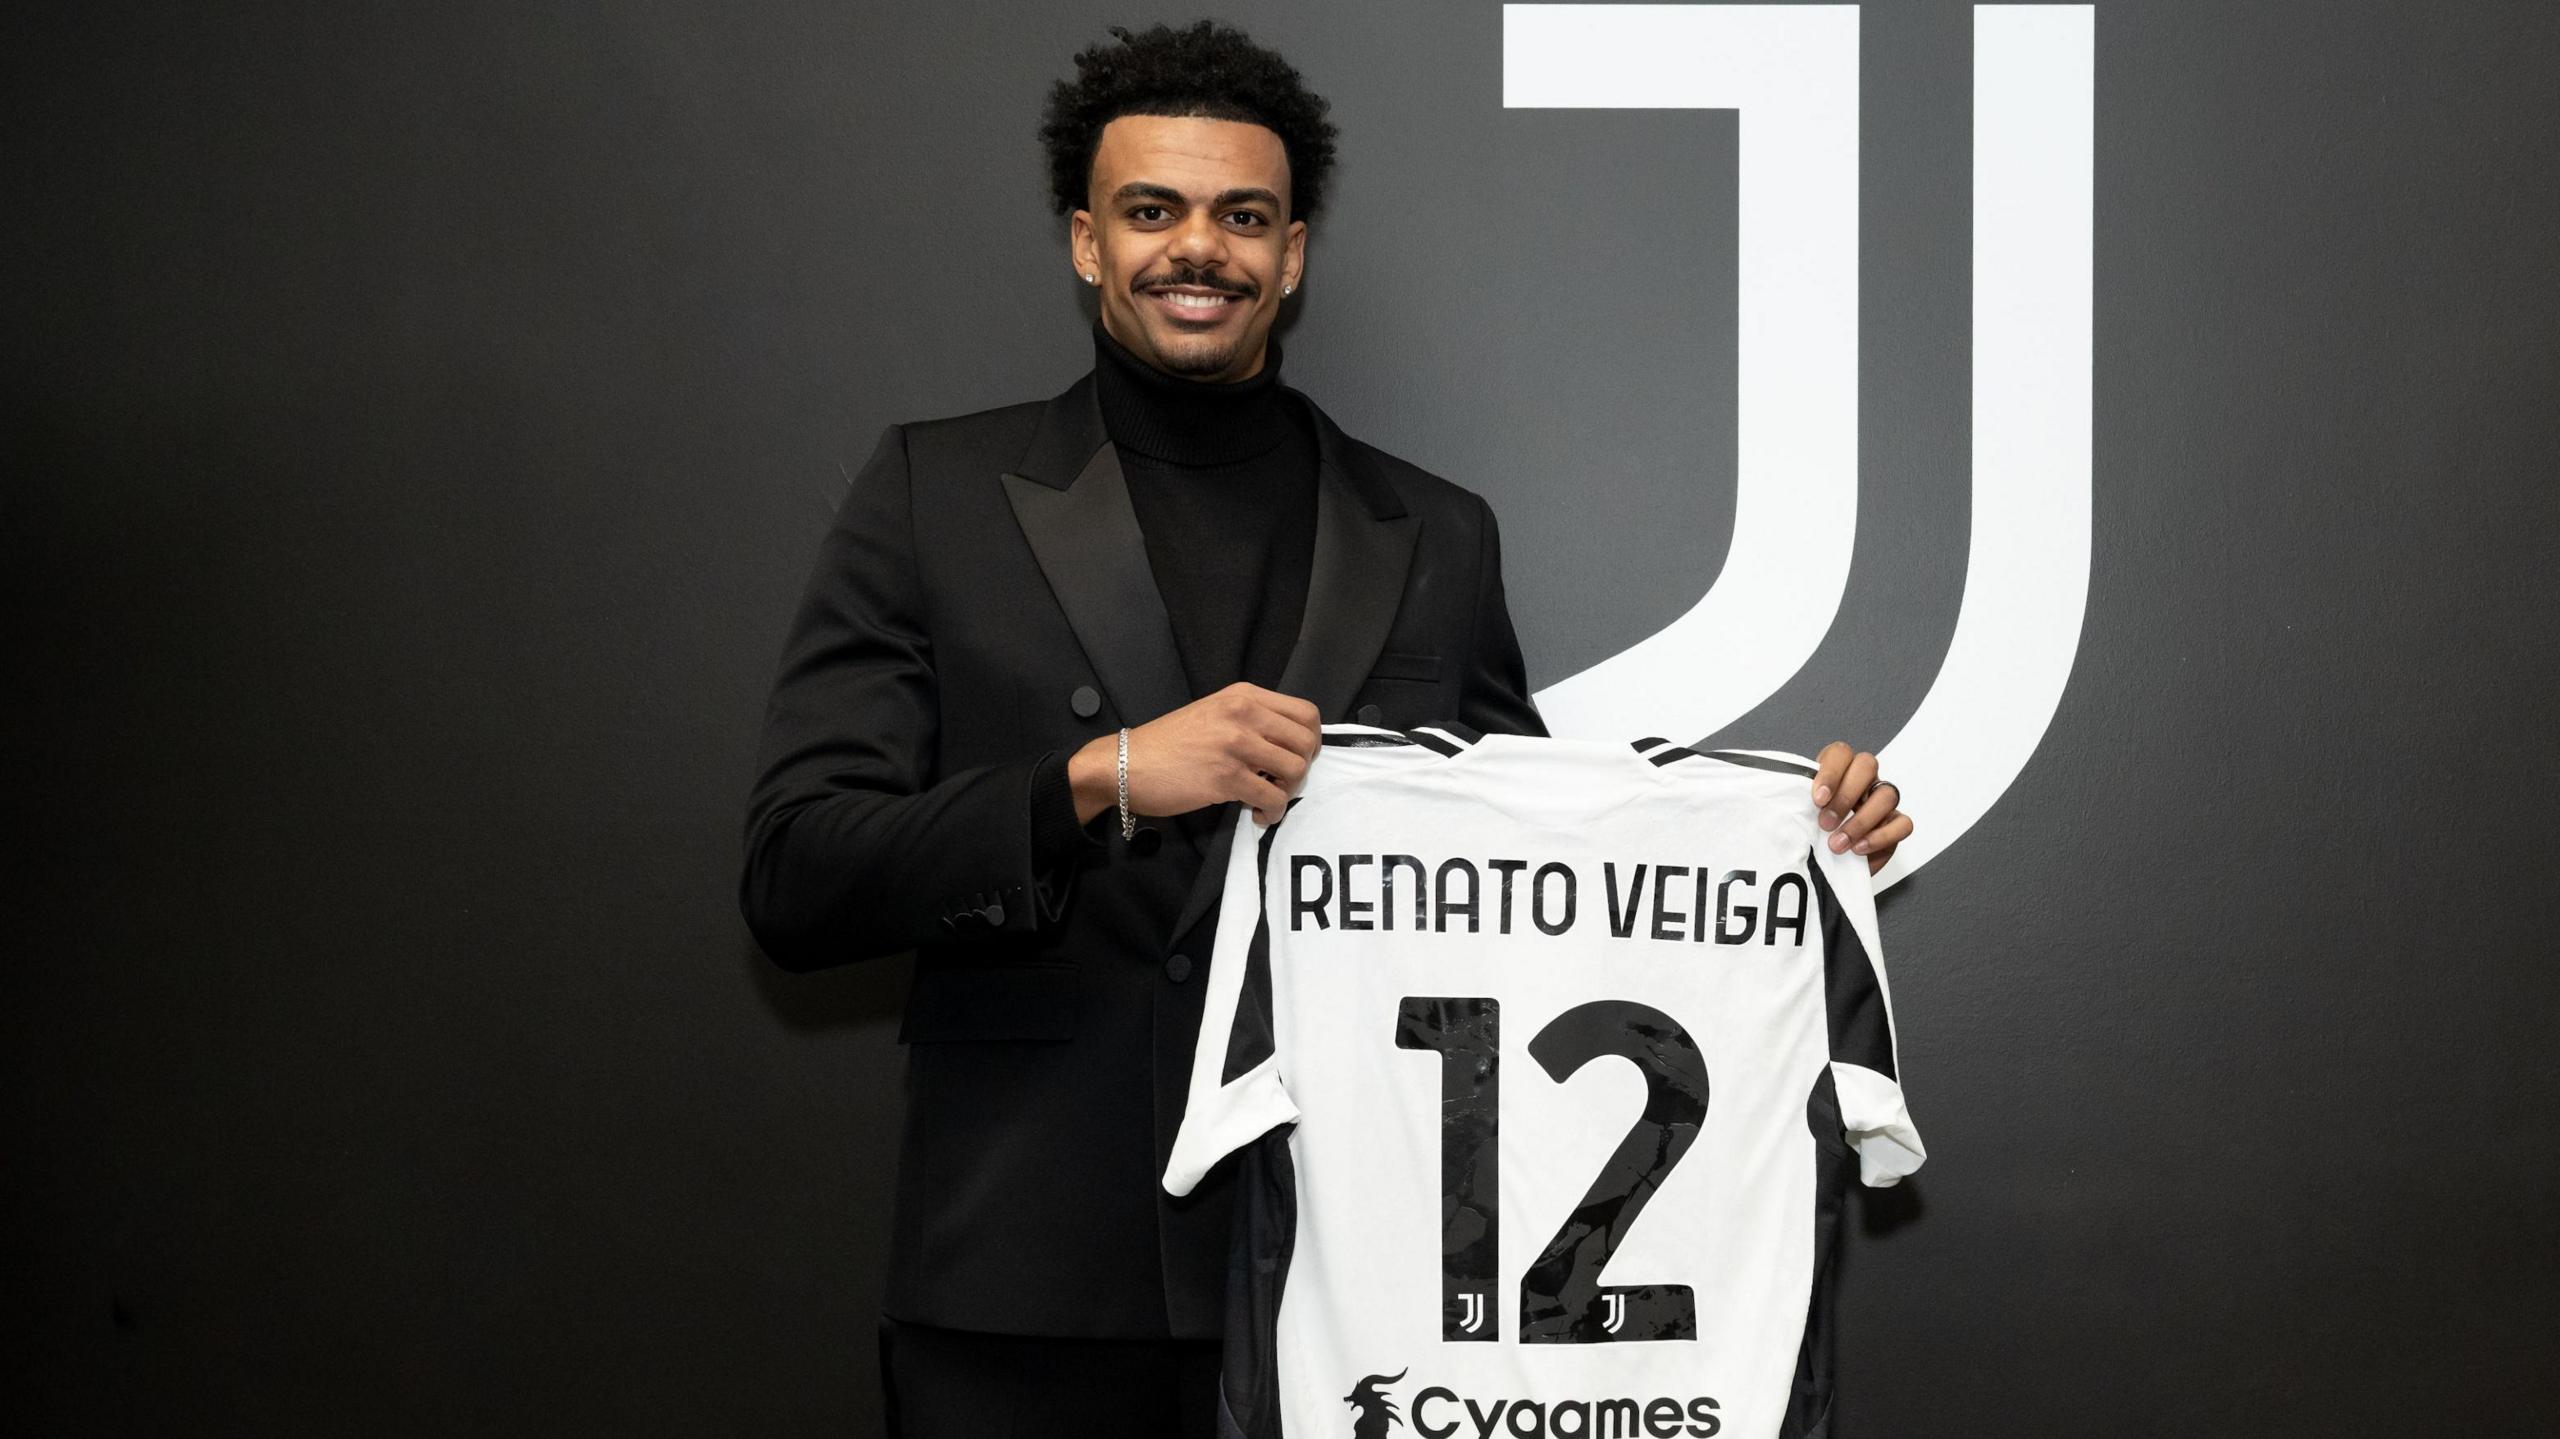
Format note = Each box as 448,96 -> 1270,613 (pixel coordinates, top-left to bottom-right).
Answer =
1343,1367 -> 1407,1438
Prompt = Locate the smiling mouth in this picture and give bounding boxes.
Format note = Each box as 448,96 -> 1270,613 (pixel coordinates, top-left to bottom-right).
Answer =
1142,285 -> 1249,320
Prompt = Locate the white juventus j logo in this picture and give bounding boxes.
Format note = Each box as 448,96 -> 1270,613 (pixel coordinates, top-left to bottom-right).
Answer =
1602,1294 -> 1628,1334
1459,1292 -> 1486,1333
1506,5 -> 2096,892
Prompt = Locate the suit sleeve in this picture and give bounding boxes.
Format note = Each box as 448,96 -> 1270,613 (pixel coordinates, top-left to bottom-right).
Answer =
1457,493 -> 1549,740
1808,841 -> 1926,1186
739,425 -> 1089,971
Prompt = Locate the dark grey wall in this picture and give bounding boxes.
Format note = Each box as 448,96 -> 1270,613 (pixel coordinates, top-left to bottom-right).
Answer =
8,0 -> 2557,1432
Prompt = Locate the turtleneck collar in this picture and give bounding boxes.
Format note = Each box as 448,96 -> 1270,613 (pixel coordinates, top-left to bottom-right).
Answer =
1092,323 -> 1296,467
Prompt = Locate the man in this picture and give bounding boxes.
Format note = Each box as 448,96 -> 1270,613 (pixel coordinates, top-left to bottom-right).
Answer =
739,21 -> 1911,1437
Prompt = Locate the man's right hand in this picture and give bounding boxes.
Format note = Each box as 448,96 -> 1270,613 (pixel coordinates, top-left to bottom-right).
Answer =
1066,683 -> 1323,829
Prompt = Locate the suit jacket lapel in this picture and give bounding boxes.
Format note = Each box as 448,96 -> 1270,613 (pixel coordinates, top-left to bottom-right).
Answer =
1276,394 -> 1420,721
1002,376 -> 1194,739
1162,391 -> 1419,950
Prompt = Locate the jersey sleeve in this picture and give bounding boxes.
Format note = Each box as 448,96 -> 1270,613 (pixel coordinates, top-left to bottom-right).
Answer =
1807,841 -> 1927,1186
1163,801 -> 1302,1197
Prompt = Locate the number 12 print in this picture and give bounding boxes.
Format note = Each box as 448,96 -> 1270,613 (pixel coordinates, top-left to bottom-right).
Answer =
1396,996 -> 1709,1344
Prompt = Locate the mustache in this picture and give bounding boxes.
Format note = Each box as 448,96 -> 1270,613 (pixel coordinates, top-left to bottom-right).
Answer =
1132,266 -> 1257,298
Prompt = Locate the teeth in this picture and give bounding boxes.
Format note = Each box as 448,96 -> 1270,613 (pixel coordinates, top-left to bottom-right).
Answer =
1162,292 -> 1230,308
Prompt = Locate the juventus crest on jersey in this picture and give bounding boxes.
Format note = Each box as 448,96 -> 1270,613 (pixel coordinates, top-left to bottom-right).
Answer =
1163,723 -> 1923,1439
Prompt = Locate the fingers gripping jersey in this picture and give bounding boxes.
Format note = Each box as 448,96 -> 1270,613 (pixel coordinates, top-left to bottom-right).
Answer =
1163,723 -> 1923,1439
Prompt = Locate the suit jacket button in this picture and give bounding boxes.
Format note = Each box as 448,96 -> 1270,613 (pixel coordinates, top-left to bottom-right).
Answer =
1164,952 -> 1193,984
977,901 -> 1006,928
1070,684 -> 1102,718
1356,703 -> 1384,726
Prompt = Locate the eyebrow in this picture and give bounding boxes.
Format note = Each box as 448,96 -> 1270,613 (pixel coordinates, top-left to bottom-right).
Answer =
1110,183 -> 1285,213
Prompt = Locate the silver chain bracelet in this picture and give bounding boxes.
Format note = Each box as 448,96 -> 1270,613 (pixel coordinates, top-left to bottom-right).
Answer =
1116,726 -> 1134,840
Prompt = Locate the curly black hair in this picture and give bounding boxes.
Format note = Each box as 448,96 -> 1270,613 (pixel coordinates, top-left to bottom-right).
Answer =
1040,21 -> 1339,222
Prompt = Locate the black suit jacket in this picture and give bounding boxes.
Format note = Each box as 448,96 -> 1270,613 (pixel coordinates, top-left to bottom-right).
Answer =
740,371 -> 1546,1338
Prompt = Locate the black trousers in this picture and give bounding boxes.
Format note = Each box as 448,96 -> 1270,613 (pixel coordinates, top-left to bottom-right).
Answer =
878,1317 -> 1221,1439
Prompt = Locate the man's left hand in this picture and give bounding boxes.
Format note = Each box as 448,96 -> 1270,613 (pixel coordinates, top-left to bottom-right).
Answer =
1810,741 -> 1910,876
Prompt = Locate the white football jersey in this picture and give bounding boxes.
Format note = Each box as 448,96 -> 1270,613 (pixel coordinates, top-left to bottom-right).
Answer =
1164,722 -> 1923,1439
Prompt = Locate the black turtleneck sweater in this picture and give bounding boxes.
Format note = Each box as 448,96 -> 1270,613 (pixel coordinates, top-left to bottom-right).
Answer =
1026,327 -> 1320,860
1097,324 -> 1318,695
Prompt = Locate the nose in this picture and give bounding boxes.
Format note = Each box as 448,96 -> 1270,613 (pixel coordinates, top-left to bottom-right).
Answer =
1165,211 -> 1228,270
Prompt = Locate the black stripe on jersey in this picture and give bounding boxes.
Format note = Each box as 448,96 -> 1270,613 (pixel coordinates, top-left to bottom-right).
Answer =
1786,1067 -> 1850,1439
1220,801 -> 1296,1084
1321,729 -> 1419,749
1632,740 -> 1818,777
1805,848 -> 1896,1081
1701,749 -> 1818,779
1217,1124 -> 1299,1439
1405,727 -> 1465,757
1318,720 -> 1484,755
